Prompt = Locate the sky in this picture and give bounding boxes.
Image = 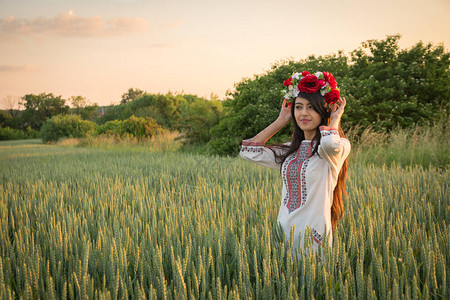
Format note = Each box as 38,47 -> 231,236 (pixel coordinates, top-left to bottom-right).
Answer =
0,0 -> 449,109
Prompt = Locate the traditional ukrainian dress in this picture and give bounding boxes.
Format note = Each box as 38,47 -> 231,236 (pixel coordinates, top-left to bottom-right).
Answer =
239,126 -> 351,253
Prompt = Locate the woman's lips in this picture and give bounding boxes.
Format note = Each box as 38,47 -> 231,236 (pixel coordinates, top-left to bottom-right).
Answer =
300,119 -> 310,123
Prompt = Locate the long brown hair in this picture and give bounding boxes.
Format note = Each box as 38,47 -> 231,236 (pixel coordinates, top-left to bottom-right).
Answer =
267,92 -> 349,234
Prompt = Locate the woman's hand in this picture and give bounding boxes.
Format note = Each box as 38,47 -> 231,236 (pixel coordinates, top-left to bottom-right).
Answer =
329,97 -> 346,128
277,98 -> 292,124
250,99 -> 292,143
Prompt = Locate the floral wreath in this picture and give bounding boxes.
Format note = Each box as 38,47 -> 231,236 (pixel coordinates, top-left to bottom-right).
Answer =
282,71 -> 340,105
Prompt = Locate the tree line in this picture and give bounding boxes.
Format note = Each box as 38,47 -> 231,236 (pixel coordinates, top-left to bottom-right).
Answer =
0,89 -> 223,145
1,35 -> 448,155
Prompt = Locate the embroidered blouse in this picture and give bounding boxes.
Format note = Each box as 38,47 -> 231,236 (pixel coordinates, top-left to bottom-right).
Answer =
239,126 -> 351,253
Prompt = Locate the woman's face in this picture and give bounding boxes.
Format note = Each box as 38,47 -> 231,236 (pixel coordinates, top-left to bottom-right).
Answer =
294,97 -> 322,139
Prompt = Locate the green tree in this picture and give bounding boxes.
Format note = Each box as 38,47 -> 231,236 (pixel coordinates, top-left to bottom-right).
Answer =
0,110 -> 12,128
345,34 -> 449,131
21,93 -> 69,129
107,93 -> 183,128
175,98 -> 223,144
96,115 -> 163,140
97,92 -> 224,146
0,95 -> 24,129
121,88 -> 146,104
70,95 -> 99,120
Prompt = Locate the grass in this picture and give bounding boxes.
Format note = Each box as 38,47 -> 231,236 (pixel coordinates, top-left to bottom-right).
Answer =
345,122 -> 449,169
0,131 -> 448,298
58,130 -> 183,153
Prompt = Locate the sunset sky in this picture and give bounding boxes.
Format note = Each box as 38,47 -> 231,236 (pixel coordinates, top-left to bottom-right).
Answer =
1,0 -> 449,108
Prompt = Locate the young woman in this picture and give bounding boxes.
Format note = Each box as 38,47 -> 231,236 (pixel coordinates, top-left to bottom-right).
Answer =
239,71 -> 350,254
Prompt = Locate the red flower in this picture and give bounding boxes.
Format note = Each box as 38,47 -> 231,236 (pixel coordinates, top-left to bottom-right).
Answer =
301,71 -> 310,76
318,79 -> 326,88
283,78 -> 293,86
323,72 -> 337,89
324,89 -> 340,104
298,75 -> 320,93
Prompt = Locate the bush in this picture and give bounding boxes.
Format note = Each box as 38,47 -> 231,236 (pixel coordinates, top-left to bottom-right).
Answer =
96,115 -> 163,140
40,114 -> 96,143
0,127 -> 39,140
97,93 -> 223,140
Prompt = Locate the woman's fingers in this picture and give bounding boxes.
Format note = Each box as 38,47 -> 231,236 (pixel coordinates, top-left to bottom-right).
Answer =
335,97 -> 346,111
279,99 -> 292,122
282,98 -> 291,109
330,96 -> 346,120
336,97 -> 346,115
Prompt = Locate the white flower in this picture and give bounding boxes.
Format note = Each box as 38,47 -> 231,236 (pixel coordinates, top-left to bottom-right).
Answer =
288,85 -> 294,91
315,72 -> 325,80
292,73 -> 300,80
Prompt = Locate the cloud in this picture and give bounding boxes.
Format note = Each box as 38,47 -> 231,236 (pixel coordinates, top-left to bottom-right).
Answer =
0,65 -> 38,72
0,11 -> 150,38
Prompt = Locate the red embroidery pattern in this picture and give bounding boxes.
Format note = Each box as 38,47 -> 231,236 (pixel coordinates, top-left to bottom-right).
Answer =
282,141 -> 313,213
241,140 -> 264,153
321,130 -> 338,137
300,159 -> 309,207
319,126 -> 339,137
312,228 -> 323,245
240,145 -> 263,153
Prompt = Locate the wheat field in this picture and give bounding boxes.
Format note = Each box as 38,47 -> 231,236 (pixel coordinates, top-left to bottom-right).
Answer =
0,139 -> 448,299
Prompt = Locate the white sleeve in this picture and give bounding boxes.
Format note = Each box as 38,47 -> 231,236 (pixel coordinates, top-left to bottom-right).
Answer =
239,139 -> 289,170
318,126 -> 351,172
